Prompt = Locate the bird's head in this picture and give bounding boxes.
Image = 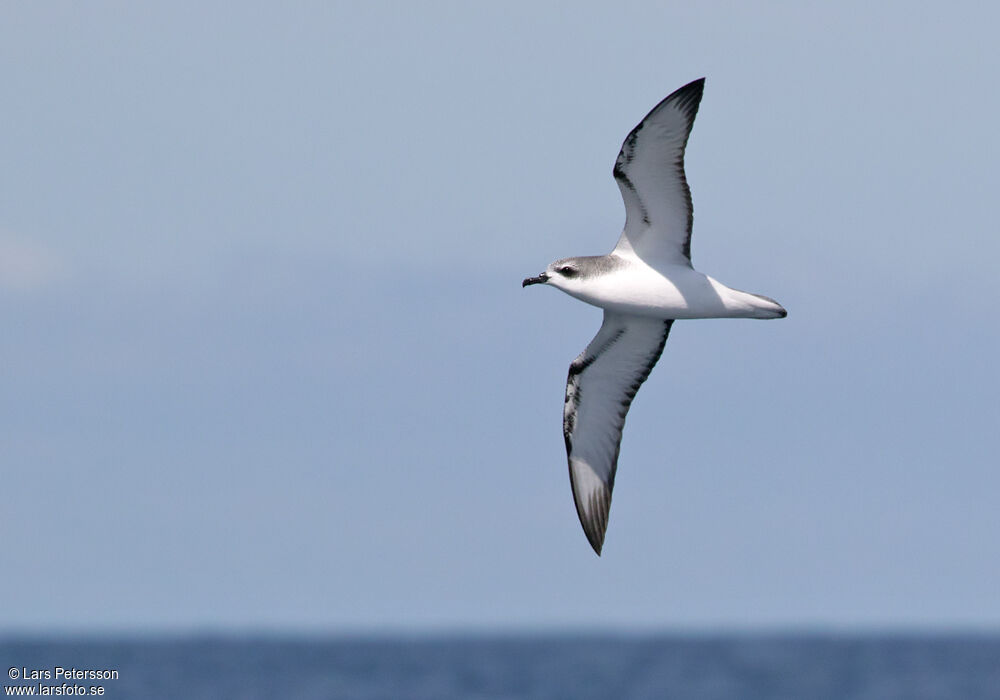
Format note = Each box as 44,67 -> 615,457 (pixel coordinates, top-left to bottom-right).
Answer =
522,258 -> 584,293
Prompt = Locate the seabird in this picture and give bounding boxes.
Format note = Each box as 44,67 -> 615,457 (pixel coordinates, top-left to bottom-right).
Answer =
523,78 -> 786,555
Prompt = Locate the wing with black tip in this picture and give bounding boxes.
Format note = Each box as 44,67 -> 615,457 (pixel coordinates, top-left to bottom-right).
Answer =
563,311 -> 673,554
612,78 -> 704,268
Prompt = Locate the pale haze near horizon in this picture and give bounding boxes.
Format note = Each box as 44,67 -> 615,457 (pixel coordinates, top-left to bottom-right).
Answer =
2,2 -> 999,633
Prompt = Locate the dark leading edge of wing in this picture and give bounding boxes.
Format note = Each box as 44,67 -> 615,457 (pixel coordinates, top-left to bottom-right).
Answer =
613,78 -> 704,266
563,313 -> 674,554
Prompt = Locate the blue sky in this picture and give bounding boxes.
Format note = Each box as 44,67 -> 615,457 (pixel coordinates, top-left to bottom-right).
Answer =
2,2 -> 999,632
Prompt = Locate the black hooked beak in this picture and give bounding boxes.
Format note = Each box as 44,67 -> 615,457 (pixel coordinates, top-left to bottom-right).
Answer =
522,272 -> 549,287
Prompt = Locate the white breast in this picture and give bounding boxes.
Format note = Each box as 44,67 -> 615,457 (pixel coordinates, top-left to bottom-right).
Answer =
566,260 -> 769,319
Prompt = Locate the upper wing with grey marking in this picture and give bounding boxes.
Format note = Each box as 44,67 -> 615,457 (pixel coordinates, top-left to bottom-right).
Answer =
612,78 -> 704,268
564,311 -> 673,554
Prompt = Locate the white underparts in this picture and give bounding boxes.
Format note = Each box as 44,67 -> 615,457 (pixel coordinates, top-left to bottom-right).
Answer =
551,257 -> 786,320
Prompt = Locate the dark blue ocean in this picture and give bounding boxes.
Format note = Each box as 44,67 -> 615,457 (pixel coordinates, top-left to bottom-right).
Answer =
2,635 -> 999,699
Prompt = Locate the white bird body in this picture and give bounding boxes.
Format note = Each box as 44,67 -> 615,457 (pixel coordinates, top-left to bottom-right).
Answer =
548,254 -> 786,320
523,78 -> 785,554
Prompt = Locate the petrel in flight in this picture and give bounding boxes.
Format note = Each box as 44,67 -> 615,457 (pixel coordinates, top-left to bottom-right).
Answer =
523,78 -> 786,554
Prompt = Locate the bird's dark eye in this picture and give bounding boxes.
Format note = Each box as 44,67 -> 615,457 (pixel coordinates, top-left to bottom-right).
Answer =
558,266 -> 577,277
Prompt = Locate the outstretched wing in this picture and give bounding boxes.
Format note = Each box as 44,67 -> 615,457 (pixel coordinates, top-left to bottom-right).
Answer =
563,311 -> 673,554
612,78 -> 704,268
